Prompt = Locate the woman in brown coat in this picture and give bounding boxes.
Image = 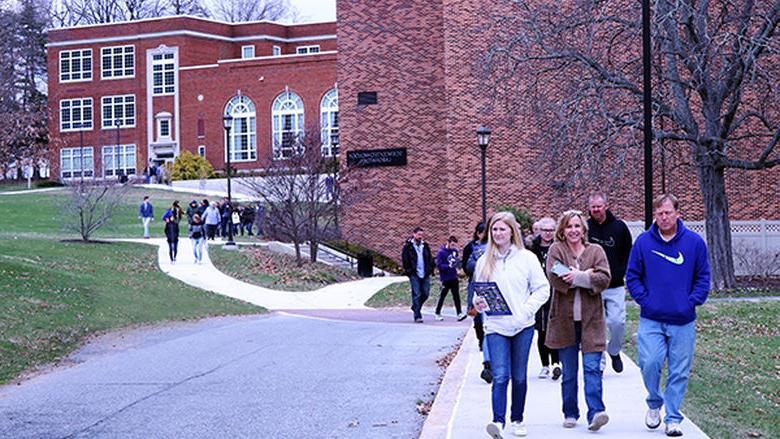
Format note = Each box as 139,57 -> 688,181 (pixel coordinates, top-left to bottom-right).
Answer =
545,210 -> 611,432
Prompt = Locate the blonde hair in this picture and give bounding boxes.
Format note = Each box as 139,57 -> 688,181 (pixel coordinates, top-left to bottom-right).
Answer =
554,210 -> 589,244
477,211 -> 525,280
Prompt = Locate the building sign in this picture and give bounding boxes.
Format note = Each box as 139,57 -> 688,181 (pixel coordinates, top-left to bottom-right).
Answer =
347,148 -> 407,168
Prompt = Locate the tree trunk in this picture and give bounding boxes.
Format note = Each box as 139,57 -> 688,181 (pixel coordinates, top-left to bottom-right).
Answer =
294,241 -> 302,266
310,240 -> 318,263
696,164 -> 736,289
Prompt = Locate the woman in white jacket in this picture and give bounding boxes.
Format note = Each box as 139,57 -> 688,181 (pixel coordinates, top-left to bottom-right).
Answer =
474,212 -> 550,438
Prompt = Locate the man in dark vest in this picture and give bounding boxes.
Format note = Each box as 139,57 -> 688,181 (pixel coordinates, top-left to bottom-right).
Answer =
402,226 -> 434,323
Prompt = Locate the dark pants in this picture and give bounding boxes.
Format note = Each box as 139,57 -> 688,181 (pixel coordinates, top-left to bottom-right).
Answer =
409,275 -> 430,320
435,279 -> 462,315
206,224 -> 217,240
167,240 -> 178,261
240,222 -> 253,236
536,329 -> 559,366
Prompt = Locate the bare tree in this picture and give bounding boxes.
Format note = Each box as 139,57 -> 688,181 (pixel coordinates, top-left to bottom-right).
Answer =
484,0 -> 780,288
62,180 -> 130,241
211,0 -> 295,23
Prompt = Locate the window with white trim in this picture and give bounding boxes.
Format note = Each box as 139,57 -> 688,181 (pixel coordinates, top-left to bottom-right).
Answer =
152,52 -> 176,95
59,49 -> 92,82
296,45 -> 320,55
159,119 -> 170,138
224,95 -> 257,162
272,90 -> 304,159
198,145 -> 206,157
60,98 -> 93,132
60,147 -> 94,179
272,46 -> 281,56
102,144 -> 136,177
101,45 -> 134,79
320,88 -> 339,156
101,95 -> 135,128
241,45 -> 255,59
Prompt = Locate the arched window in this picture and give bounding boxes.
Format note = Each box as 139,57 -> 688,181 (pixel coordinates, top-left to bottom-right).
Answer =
320,88 -> 339,156
224,95 -> 256,162
272,90 -> 304,159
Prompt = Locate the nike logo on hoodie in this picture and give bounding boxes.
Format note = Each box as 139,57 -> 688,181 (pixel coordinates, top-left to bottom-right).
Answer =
651,250 -> 684,265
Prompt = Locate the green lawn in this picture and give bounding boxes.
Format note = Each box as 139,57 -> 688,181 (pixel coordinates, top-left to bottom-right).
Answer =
366,277 -> 465,309
622,301 -> 780,439
210,244 -> 360,291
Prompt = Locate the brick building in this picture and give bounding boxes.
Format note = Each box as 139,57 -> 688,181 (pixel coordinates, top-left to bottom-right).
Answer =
47,16 -> 337,180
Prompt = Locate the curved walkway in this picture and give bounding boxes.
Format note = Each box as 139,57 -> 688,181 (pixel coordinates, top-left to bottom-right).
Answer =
119,238 -> 406,310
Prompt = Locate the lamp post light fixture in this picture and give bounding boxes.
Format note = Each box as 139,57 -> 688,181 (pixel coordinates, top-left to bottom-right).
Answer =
477,125 -> 491,225
222,114 -> 236,249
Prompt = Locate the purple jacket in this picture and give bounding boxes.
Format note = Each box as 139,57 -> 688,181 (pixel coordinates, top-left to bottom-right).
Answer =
436,245 -> 460,282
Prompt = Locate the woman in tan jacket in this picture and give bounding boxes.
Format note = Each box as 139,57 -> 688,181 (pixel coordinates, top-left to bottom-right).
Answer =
545,210 -> 611,432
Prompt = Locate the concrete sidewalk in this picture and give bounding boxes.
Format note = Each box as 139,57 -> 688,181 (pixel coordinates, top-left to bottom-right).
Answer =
421,327 -> 710,439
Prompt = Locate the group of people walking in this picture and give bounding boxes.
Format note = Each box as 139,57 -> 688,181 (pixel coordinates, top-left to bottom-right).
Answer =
401,192 -> 710,438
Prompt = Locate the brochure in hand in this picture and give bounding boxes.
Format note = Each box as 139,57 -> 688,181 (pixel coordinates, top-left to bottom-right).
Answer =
472,281 -> 512,316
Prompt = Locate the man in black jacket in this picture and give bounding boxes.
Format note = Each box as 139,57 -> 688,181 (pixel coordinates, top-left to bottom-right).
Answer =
587,192 -> 633,373
402,227 -> 434,323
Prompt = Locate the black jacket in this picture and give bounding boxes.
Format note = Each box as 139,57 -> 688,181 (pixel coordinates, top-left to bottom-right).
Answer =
164,221 -> 179,242
587,210 -> 633,288
401,239 -> 434,278
529,235 -> 554,331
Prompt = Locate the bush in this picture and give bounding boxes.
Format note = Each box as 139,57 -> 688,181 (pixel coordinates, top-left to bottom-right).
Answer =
494,204 -> 534,231
170,151 -> 214,181
35,180 -> 64,188
325,240 -> 402,274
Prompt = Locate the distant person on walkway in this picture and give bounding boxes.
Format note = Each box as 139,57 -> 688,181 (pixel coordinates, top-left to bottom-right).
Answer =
138,196 -> 154,238
587,191 -> 633,374
198,199 -> 209,216
167,200 -> 183,224
464,222 -> 493,383
401,226 -> 434,323
473,212 -> 550,438
529,216 -> 561,381
434,236 -> 466,321
186,200 -> 199,225
625,194 -> 710,437
545,210 -> 611,432
203,201 -> 221,240
189,214 -> 205,264
240,205 -> 255,236
164,214 -> 179,263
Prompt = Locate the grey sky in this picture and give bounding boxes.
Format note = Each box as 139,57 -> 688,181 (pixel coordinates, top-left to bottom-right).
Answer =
290,0 -> 336,22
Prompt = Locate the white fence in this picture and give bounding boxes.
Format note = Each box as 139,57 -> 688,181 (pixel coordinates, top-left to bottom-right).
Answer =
626,220 -> 780,276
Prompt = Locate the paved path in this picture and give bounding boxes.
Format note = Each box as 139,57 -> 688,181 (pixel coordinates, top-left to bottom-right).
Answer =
119,238 -> 406,310
422,326 -> 710,438
0,187 -> 63,195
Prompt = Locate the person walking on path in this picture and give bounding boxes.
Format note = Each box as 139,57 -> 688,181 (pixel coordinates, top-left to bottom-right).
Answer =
625,194 -> 710,437
203,202 -> 221,240
473,212 -> 550,438
164,214 -> 179,263
545,210 -> 611,432
401,227 -> 434,323
587,192 -> 633,374
529,216 -> 561,380
464,222 -> 493,383
138,196 -> 154,238
186,200 -> 199,225
189,214 -> 206,264
434,236 -> 466,321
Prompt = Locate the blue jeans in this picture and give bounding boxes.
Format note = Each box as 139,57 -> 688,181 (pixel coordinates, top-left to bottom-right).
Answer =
485,327 -> 534,426
637,317 -> 696,424
558,322 -> 605,423
191,237 -> 204,262
409,275 -> 430,319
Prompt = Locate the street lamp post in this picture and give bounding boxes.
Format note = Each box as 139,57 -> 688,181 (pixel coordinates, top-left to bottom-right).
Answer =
77,122 -> 85,185
222,114 -> 236,249
114,119 -> 121,181
642,0 -> 653,229
476,125 -> 491,226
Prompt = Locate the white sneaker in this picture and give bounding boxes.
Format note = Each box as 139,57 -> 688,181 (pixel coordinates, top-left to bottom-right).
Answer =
486,422 -> 504,439
435,314 -> 444,321
457,312 -> 468,321
510,421 -> 527,436
645,407 -> 662,429
538,366 -> 550,379
588,411 -> 609,431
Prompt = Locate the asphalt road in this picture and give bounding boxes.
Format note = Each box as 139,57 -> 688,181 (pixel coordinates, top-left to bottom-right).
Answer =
0,312 -> 467,439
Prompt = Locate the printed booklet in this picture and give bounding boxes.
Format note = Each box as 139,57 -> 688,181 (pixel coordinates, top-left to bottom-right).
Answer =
472,281 -> 512,316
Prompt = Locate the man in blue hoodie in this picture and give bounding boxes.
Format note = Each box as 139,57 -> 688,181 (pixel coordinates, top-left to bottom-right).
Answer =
626,194 -> 710,437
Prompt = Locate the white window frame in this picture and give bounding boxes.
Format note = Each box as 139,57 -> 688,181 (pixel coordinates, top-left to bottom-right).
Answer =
152,52 -> 176,95
320,88 -> 339,157
102,144 -> 136,177
224,95 -> 257,162
272,45 -> 281,56
241,45 -> 255,59
59,49 -> 92,83
296,45 -> 320,55
198,145 -> 206,157
101,45 -> 135,80
60,98 -> 94,132
60,147 -> 94,179
272,90 -> 304,159
101,95 -> 135,129
157,118 -> 171,140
